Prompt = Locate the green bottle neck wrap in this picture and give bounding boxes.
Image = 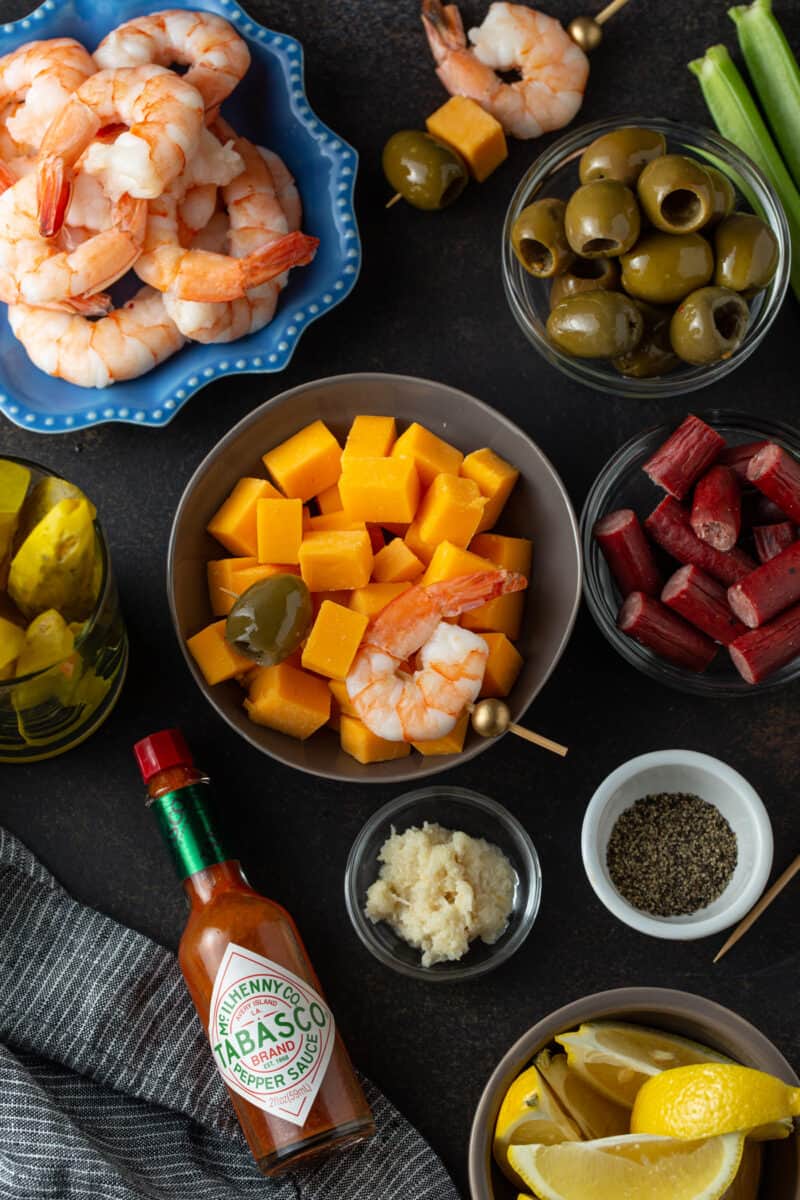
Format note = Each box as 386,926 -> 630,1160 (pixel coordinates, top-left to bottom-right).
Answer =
150,781 -> 229,880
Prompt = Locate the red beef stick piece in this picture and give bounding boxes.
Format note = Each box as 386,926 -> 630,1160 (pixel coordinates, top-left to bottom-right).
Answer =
754,522 -> 796,564
618,591 -> 717,672
718,440 -> 768,483
746,443 -> 800,524
643,414 -> 726,499
729,601 -> 800,683
662,565 -> 747,645
593,509 -> 663,597
690,466 -> 741,552
727,539 -> 800,628
645,496 -> 756,586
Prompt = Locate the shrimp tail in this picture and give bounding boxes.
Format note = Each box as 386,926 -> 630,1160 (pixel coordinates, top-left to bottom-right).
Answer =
425,569 -> 527,617
37,153 -> 72,238
64,292 -> 113,316
421,0 -> 467,54
241,230 -> 319,290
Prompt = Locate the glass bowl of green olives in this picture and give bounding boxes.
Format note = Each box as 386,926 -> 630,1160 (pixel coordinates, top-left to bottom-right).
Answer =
502,117 -> 790,398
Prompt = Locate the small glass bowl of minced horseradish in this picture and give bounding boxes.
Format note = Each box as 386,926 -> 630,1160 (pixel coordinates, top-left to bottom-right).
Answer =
581,750 -> 773,941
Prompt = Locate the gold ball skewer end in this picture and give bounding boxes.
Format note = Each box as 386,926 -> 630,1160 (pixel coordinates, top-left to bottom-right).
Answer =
471,698 -> 511,738
568,15 -> 603,51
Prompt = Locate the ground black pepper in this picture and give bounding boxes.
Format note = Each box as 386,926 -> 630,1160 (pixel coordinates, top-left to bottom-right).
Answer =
606,792 -> 738,917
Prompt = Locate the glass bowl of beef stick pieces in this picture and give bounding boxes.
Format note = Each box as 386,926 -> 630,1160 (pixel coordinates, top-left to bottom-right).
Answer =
581,410 -> 800,696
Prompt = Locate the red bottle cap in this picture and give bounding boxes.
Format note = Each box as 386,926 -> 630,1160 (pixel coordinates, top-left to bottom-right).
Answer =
133,728 -> 194,784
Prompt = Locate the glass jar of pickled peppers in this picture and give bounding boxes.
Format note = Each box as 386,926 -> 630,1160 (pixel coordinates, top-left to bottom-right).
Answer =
0,456 -> 127,762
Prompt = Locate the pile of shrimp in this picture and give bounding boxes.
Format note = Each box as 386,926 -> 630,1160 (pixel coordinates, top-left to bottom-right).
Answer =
0,11 -> 319,387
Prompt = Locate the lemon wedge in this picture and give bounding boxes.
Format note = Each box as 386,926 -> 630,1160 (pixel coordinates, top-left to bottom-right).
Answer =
493,1064 -> 582,1188
554,1021 -> 729,1108
631,1064 -> 800,1142
508,1132 -> 744,1200
535,1049 -> 630,1141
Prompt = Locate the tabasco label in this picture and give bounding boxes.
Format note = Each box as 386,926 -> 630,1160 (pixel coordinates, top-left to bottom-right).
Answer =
208,942 -> 335,1128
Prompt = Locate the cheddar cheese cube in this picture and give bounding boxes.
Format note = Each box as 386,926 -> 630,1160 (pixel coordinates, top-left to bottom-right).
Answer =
461,448 -> 520,532
426,96 -> 507,183
470,533 -> 532,577
416,473 -> 485,549
329,677 -> 358,717
412,710 -> 469,756
339,456 -> 420,524
208,561 -> 298,616
207,477 -> 280,556
339,714 -> 411,764
256,497 -> 303,564
301,600 -> 368,679
421,540 -> 494,586
244,661 -> 331,739
391,422 -> 463,486
187,619 -> 253,685
479,632 -> 523,698
207,557 -> 257,616
342,415 -> 397,459
403,519 -> 438,566
306,512 -> 367,533
262,420 -> 341,501
372,538 -> 424,583
462,593 -> 525,640
349,581 -> 411,619
316,481 -> 343,514
299,530 -> 373,591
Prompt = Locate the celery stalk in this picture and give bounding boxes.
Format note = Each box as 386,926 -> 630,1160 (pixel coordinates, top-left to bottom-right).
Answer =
689,44 -> 800,300
730,0 -> 800,189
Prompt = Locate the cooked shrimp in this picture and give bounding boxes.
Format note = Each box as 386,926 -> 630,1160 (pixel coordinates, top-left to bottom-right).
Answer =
37,64 -> 205,236
0,172 -> 143,310
346,570 -> 527,742
421,0 -> 589,138
93,10 -> 250,114
0,38 -> 95,154
8,285 -> 185,387
258,147 -> 301,233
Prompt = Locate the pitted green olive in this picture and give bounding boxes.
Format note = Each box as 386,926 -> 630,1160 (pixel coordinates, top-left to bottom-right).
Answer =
620,231 -> 714,304
382,130 -> 468,211
564,180 -> 641,258
613,301 -> 680,378
225,574 -> 312,665
510,198 -> 573,278
704,165 -> 736,225
714,212 -> 779,293
636,154 -> 714,233
579,126 -> 666,186
669,286 -> 749,365
549,257 -> 620,308
546,290 -> 644,358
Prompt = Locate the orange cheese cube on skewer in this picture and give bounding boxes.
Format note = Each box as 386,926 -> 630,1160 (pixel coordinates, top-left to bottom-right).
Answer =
461,448 -> 520,532
187,620 -> 253,685
421,540 -> 495,586
412,710 -> 470,756
299,530 -> 373,591
301,600 -> 369,679
339,714 -> 411,764
391,422 -> 463,485
342,415 -> 397,458
256,497 -> 303,564
479,632 -> 524,697
262,419 -> 341,501
316,481 -> 343,514
207,478 -> 281,556
245,661 -> 331,739
329,678 -> 358,717
339,457 -> 420,524
372,538 -> 424,583
349,581 -> 412,619
426,96 -> 507,183
416,473 -> 485,549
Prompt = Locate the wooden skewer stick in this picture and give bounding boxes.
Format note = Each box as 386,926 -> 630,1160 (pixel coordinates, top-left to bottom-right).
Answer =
506,722 -> 569,757
713,853 -> 800,964
385,193 -> 403,209
595,0 -> 633,25
469,699 -> 568,758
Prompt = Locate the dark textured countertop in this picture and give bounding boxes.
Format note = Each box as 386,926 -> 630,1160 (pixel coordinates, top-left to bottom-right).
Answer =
2,1 -> 800,1195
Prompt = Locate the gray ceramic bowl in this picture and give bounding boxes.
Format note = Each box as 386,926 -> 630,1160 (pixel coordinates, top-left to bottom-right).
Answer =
168,373 -> 581,783
469,987 -> 799,1200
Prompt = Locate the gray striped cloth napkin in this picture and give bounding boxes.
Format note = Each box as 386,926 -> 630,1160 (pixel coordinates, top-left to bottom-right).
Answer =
0,827 -> 460,1200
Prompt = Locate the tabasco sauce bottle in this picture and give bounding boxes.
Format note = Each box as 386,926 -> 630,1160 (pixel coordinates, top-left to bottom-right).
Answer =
133,728 -> 374,1175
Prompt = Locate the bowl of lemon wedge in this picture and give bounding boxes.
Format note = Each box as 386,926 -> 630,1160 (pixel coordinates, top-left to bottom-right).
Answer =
469,987 -> 799,1200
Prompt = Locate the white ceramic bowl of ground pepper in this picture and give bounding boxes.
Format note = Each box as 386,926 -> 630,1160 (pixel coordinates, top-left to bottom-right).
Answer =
582,750 -> 773,940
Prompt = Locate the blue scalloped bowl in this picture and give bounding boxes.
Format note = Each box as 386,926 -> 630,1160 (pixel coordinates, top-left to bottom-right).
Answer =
0,0 -> 360,432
